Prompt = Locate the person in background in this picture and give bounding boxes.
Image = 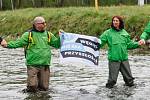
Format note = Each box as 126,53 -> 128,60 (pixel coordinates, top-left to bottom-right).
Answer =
1,16 -> 60,92
139,22 -> 150,45
99,16 -> 142,88
0,37 -> 7,45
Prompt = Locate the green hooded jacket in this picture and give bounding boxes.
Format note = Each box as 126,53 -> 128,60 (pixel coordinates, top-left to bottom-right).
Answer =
140,22 -> 150,40
100,28 -> 139,61
7,30 -> 60,66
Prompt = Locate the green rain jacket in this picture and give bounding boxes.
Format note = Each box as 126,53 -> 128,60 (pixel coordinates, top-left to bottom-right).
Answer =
7,30 -> 60,66
100,28 -> 139,61
140,22 -> 150,40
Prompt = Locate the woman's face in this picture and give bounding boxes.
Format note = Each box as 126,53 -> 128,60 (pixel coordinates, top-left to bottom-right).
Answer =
113,17 -> 120,29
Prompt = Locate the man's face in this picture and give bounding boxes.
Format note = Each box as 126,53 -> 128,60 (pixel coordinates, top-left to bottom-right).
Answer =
34,22 -> 46,31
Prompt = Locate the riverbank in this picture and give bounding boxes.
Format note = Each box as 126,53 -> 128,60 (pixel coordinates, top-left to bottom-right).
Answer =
1,5 -> 150,39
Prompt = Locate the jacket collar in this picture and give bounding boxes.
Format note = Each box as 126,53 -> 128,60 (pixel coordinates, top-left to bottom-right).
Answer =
112,27 -> 122,32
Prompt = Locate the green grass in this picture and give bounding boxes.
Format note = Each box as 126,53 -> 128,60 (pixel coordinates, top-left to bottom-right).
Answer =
1,5 -> 150,39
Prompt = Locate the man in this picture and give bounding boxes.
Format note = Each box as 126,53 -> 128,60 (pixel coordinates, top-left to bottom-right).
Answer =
1,16 -> 60,92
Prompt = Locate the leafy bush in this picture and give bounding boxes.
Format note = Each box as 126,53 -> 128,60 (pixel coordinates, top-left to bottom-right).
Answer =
0,6 -> 150,40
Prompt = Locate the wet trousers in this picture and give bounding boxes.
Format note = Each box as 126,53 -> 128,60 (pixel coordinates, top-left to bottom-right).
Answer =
106,60 -> 134,87
27,66 -> 50,92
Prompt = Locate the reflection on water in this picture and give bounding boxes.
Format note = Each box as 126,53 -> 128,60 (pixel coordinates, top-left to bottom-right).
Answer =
0,47 -> 150,100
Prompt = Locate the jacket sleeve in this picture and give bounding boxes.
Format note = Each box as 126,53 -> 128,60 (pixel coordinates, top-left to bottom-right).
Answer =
99,31 -> 108,48
144,22 -> 150,33
140,22 -> 150,40
7,32 -> 29,48
140,32 -> 150,40
49,33 -> 61,48
127,35 -> 139,49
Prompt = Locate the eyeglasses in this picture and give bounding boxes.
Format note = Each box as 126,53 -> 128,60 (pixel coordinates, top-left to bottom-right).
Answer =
37,22 -> 45,24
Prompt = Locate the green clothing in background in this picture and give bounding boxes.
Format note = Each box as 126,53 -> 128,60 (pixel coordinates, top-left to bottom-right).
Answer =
7,31 -> 60,66
100,28 -> 139,61
140,22 -> 150,40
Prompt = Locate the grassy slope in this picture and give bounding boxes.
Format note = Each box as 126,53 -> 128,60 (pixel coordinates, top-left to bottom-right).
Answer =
0,5 -> 150,39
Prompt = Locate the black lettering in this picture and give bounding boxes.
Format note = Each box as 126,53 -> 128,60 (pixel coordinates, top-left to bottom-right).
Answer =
61,50 -> 99,65
76,38 -> 99,51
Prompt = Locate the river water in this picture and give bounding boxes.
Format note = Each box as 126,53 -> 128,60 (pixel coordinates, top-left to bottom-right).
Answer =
0,47 -> 150,100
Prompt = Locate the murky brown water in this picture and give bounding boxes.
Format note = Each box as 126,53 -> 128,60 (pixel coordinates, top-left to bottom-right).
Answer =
0,47 -> 150,100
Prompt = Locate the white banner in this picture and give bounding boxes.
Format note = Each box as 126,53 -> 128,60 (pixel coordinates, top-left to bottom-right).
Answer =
59,32 -> 100,67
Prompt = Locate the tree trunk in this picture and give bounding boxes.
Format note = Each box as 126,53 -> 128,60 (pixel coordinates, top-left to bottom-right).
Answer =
0,0 -> 2,10
18,0 -> 21,8
59,0 -> 64,7
41,0 -> 44,7
138,0 -> 144,6
57,0 -> 59,7
145,0 -> 147,4
95,0 -> 98,12
11,0 -> 14,11
31,0 -> 35,7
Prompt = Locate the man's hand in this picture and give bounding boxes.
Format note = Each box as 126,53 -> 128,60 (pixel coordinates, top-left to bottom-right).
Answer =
59,29 -> 64,35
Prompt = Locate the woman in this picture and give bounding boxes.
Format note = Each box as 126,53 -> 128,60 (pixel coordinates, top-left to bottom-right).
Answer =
99,16 -> 141,88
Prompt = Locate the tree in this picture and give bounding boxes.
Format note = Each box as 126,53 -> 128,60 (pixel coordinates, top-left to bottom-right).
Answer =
40,0 -> 44,7
59,0 -> 64,7
138,0 -> 144,6
13,0 -> 21,9
17,0 -> 21,8
95,0 -> 98,11
10,0 -> 14,10
0,0 -> 2,10
31,0 -> 35,7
